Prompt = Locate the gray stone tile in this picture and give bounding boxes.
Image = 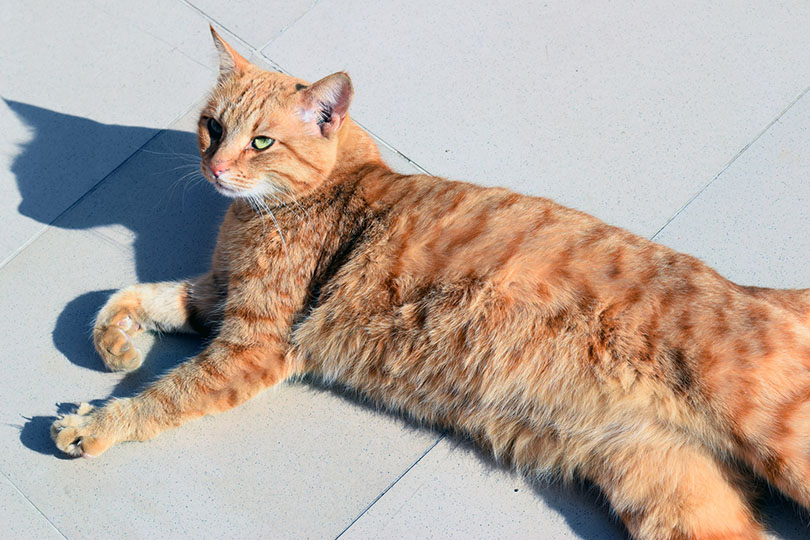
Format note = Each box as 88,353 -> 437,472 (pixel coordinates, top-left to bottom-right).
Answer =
341,438 -> 808,540
1,2 -> 212,266
187,0 -> 319,49
263,0 -> 810,238
89,0 -> 226,70
341,438 -> 627,540
654,90 -> 810,289
0,475 -> 63,540
87,0 -> 289,72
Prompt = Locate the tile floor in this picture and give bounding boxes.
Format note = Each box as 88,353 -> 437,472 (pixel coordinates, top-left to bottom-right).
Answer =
2,1 -> 810,538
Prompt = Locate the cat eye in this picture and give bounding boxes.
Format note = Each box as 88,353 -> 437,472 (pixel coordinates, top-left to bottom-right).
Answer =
206,117 -> 223,140
251,136 -> 275,150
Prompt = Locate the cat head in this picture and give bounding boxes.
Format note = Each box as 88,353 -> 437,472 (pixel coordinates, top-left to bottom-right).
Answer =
198,27 -> 354,200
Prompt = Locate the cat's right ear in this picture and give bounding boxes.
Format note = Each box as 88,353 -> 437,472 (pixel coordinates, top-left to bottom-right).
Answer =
210,25 -> 249,77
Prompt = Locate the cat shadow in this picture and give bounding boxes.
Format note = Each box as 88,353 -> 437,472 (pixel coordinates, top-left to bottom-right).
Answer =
8,99 -> 223,374
19,286 -> 205,458
7,101 -> 810,539
7,99 -> 228,284
51,289 -> 205,383
9,99 -> 219,450
302,375 -> 628,539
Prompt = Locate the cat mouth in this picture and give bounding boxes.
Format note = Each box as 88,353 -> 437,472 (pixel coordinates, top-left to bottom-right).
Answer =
212,180 -> 243,198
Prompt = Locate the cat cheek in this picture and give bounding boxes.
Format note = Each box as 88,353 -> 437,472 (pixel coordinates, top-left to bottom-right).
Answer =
198,134 -> 213,153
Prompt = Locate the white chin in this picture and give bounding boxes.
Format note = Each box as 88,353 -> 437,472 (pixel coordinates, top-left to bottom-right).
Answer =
213,181 -> 243,198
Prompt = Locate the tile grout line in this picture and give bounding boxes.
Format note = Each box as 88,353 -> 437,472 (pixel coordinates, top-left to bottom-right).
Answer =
333,435 -> 444,540
178,0 -> 258,53
253,50 -> 433,176
254,0 -> 326,52
1,470 -> 68,539
91,1 -> 212,74
0,94 -> 208,272
353,120 -> 433,175
180,0 -> 324,55
650,81 -> 810,241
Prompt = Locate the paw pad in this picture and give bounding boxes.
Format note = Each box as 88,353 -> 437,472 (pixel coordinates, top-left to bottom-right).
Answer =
97,326 -> 143,372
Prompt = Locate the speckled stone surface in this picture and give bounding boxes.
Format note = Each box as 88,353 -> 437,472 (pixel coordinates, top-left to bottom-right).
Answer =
654,90 -> 810,290
3,2 -> 810,539
262,0 -> 810,239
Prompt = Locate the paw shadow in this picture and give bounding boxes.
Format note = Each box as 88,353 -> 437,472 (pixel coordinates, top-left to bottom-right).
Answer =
51,287 -> 207,393
16,401 -> 106,459
52,289 -> 115,372
17,415 -> 70,459
19,328 -> 205,457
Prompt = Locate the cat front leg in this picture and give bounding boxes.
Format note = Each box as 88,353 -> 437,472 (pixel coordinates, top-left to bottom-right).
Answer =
52,332 -> 290,457
94,273 -> 221,372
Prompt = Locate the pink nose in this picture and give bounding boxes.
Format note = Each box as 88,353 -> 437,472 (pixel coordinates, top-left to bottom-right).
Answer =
209,161 -> 230,178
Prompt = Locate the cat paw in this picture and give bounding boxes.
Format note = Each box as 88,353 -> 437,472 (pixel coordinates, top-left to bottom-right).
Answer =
95,314 -> 143,372
50,403 -> 111,458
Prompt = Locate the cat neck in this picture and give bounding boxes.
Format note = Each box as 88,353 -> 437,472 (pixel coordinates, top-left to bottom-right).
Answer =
329,117 -> 390,182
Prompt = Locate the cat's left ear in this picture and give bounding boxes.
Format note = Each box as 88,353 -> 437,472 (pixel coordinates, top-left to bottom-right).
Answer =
210,25 -> 249,77
299,72 -> 354,137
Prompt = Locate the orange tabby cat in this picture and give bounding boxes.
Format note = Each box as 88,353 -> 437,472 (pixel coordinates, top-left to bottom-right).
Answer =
51,27 -> 810,539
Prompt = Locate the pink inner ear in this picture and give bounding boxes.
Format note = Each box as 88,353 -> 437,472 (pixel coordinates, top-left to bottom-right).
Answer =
321,76 -> 353,118
321,112 -> 344,136
304,73 -> 354,132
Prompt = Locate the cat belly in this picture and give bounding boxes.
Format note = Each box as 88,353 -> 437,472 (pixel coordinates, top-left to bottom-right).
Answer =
289,281 -> 687,475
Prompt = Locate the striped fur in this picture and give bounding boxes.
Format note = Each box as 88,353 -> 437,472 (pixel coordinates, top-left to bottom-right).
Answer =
52,28 -> 810,539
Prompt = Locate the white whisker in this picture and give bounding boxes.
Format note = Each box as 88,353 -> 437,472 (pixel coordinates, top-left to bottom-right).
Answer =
262,198 -> 287,252
141,147 -> 201,162
155,169 -> 206,214
248,194 -> 268,236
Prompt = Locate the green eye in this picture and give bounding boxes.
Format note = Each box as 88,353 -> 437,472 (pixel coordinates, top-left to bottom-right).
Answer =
251,136 -> 275,150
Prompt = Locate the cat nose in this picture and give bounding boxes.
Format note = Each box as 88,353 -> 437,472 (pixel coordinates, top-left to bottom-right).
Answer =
209,161 -> 230,178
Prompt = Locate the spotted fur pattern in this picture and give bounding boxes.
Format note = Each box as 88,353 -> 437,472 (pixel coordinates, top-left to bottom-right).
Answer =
52,27 -> 810,539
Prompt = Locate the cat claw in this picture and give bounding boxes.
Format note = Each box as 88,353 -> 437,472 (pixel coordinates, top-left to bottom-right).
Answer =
51,403 -> 102,458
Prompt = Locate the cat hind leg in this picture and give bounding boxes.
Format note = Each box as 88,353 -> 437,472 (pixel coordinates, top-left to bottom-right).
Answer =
586,427 -> 764,540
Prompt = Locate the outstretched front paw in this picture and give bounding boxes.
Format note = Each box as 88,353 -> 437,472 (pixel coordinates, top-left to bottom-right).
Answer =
50,403 -> 111,458
95,313 -> 143,372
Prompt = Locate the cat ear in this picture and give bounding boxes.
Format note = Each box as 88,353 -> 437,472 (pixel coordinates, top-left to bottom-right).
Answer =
209,25 -> 249,77
300,72 -> 354,137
